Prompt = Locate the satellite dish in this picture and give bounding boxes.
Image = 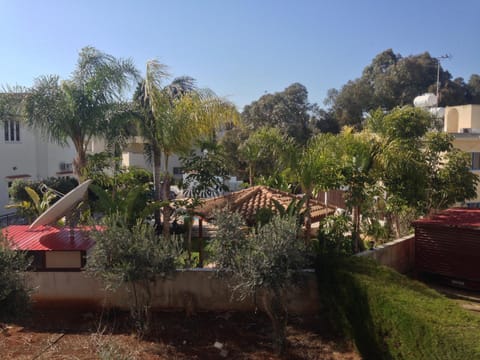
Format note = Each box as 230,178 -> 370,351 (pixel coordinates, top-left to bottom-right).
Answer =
29,180 -> 92,229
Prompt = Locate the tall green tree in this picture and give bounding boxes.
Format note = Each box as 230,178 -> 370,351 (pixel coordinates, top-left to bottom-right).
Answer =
327,49 -> 480,128
239,127 -> 294,186
23,46 -> 139,179
367,106 -> 478,236
134,60 -> 238,236
242,83 -> 313,144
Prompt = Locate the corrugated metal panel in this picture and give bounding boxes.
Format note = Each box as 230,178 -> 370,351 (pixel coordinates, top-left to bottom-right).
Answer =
415,224 -> 480,282
413,208 -> 480,228
1,225 -> 95,251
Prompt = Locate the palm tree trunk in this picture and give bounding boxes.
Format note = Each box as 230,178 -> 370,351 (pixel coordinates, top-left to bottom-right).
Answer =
152,146 -> 162,229
73,142 -> 88,181
161,155 -> 171,239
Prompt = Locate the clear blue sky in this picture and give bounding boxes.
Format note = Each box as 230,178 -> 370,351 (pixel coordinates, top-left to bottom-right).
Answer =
1,0 -> 479,110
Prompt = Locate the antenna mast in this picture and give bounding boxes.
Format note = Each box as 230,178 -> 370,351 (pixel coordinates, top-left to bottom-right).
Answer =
435,54 -> 451,106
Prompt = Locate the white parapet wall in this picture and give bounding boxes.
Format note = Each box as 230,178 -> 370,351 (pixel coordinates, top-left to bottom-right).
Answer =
25,269 -> 321,314
356,235 -> 415,274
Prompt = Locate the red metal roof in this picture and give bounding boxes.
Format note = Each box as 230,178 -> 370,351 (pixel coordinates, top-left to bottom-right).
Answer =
413,208 -> 480,229
1,225 -> 95,251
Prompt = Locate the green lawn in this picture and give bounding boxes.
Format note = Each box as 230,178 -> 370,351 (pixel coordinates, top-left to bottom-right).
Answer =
316,256 -> 480,360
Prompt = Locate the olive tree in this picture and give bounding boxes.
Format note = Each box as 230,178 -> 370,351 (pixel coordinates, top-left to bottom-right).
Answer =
87,214 -> 182,335
210,211 -> 307,354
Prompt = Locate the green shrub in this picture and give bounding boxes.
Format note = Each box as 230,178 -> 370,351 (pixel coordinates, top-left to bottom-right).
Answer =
0,234 -> 31,321
87,214 -> 182,335
316,256 -> 480,359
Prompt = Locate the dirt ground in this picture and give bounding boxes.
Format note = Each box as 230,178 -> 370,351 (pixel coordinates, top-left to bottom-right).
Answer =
0,308 -> 361,360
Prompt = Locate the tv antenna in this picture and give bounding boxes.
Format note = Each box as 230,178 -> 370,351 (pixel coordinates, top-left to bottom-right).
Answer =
435,54 -> 452,106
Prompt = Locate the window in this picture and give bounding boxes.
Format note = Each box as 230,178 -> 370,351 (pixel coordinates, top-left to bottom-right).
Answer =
3,120 -> 20,142
173,167 -> 184,175
472,153 -> 480,170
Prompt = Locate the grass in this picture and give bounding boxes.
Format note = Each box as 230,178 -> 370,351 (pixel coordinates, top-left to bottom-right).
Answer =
316,256 -> 480,360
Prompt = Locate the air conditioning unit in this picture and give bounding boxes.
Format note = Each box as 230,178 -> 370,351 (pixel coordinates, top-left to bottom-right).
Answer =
59,162 -> 73,171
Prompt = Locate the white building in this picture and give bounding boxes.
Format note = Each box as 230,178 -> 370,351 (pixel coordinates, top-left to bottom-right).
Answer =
0,118 -> 76,215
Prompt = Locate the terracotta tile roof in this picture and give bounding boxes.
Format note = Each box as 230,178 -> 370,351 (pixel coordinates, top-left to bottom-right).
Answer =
194,185 -> 336,225
1,225 -> 95,251
413,208 -> 480,229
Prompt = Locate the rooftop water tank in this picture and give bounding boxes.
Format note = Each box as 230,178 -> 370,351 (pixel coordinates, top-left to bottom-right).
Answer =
414,93 -> 437,108
429,107 -> 445,118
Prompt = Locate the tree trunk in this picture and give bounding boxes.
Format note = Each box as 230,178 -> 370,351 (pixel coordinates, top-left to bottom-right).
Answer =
352,205 -> 361,253
161,155 -> 171,240
73,146 -> 88,181
262,290 -> 288,355
152,146 -> 162,230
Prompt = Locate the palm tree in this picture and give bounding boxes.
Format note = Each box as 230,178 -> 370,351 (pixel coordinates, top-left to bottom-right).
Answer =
23,46 -> 139,179
134,60 -> 239,236
291,133 -> 343,242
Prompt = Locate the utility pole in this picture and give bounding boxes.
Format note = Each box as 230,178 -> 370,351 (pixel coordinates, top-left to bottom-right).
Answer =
435,54 -> 451,106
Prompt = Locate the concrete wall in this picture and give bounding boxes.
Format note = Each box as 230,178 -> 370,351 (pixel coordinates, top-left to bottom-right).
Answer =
357,235 -> 415,274
445,104 -> 480,133
25,269 -> 321,314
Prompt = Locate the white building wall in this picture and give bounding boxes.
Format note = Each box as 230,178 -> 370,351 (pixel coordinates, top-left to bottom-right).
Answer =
0,121 -> 76,216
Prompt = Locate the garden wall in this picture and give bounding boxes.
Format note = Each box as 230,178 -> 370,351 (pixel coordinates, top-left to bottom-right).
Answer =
356,235 -> 415,274
25,269 -> 320,314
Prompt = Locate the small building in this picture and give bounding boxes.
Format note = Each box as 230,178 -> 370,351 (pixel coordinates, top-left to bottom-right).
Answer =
444,104 -> 480,206
195,185 -> 336,228
2,225 -> 95,271
413,208 -> 480,290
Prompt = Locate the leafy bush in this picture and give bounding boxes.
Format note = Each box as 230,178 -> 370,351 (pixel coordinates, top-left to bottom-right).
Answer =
316,214 -> 353,255
210,212 -> 308,354
316,256 -> 480,359
0,233 -> 31,321
9,177 -> 78,204
87,214 -> 182,335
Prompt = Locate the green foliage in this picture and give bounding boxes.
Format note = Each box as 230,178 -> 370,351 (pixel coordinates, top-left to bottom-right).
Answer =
239,126 -> 295,185
328,49 -> 480,128
242,83 -> 313,144
210,213 -> 307,354
208,210 -> 247,271
0,233 -> 31,321
88,214 -> 182,285
133,60 -> 239,235
316,256 -> 480,360
87,214 -> 182,334
315,215 -> 353,255
423,132 -> 479,211
180,141 -> 230,198
8,177 -> 78,204
22,46 -> 139,178
85,158 -> 154,227
6,185 -> 58,223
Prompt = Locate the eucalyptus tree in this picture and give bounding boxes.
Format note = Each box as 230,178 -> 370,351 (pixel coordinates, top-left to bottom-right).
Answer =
22,46 -> 139,179
134,60 -> 239,236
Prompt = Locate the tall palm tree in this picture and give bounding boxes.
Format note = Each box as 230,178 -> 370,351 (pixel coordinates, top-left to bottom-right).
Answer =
134,60 -> 239,236
23,46 -> 139,179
